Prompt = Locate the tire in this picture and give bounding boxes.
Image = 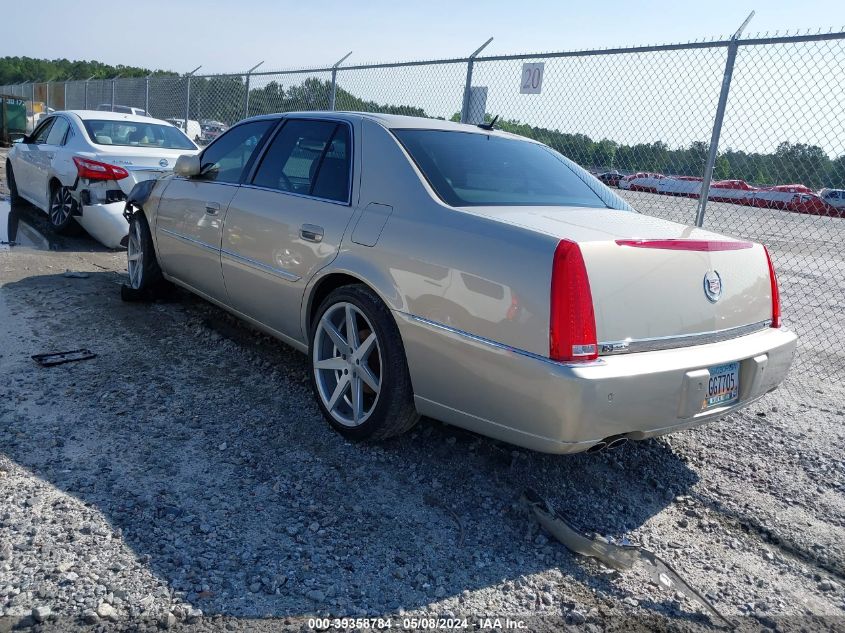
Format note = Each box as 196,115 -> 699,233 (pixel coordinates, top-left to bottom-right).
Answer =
6,161 -> 21,203
310,284 -> 419,441
126,211 -> 168,295
47,184 -> 80,234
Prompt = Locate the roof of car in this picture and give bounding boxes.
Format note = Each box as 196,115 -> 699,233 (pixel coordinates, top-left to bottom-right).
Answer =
243,111 -> 530,139
63,110 -> 167,124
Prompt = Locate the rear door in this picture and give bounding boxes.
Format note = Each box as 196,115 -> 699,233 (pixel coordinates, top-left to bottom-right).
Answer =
155,119 -> 276,302
221,118 -> 356,340
30,115 -> 71,207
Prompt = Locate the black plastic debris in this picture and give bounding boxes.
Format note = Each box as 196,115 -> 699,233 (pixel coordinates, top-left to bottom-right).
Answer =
31,349 -> 97,367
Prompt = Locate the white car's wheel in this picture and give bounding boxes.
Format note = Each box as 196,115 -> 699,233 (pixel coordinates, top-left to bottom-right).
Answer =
310,285 -> 419,440
48,185 -> 79,234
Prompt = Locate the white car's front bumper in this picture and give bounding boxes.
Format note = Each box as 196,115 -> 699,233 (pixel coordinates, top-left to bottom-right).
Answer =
75,201 -> 128,249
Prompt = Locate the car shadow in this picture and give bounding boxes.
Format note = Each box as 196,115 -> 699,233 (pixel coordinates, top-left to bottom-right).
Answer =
0,269 -> 701,624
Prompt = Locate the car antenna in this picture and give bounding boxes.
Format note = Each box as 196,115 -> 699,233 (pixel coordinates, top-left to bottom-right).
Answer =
477,115 -> 499,131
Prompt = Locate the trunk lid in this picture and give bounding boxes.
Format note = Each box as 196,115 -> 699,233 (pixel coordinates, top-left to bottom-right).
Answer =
77,148 -> 196,194
465,206 -> 774,346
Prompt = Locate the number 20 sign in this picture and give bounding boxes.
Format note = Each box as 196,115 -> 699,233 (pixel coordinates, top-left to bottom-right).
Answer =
520,63 -> 544,94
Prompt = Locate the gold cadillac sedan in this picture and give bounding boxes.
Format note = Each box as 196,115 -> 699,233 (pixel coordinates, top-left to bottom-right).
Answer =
123,112 -> 796,454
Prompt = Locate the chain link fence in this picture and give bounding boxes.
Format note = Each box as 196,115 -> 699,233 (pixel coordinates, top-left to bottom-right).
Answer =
2,29 -> 844,392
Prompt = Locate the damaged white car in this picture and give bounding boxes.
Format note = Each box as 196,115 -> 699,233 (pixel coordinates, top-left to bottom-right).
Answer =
5,110 -> 198,248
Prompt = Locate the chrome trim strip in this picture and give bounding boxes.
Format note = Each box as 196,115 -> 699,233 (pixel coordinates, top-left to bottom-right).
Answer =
239,184 -> 351,207
124,166 -> 170,173
221,249 -> 300,282
157,227 -> 218,253
400,313 -> 605,368
599,320 -> 771,355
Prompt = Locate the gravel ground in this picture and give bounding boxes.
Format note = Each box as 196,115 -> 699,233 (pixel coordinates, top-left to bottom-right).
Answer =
1,149 -> 844,632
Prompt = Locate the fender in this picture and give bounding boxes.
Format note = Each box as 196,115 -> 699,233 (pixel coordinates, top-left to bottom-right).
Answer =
300,249 -> 406,339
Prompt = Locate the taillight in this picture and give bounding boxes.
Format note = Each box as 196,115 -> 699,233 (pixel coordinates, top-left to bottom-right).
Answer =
550,240 -> 598,362
73,156 -> 129,181
764,246 -> 781,328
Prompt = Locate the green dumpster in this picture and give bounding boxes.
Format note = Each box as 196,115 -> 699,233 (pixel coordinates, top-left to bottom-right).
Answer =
1,95 -> 28,145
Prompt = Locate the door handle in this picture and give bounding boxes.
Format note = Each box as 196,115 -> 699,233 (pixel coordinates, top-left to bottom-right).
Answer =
205,202 -> 221,215
300,224 -> 324,243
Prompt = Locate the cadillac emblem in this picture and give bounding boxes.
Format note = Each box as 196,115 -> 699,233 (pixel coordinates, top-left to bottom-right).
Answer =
159,158 -> 169,168
703,270 -> 722,303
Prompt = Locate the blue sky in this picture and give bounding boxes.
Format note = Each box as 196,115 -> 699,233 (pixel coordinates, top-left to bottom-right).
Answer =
2,0 -> 844,73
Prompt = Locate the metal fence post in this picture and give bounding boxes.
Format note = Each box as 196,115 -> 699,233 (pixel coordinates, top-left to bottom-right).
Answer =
329,52 -> 353,111
84,75 -> 94,109
461,37 -> 493,123
695,12 -> 754,227
184,66 -> 202,132
243,61 -> 264,119
63,82 -> 67,110
145,75 -> 151,114
110,74 -> 123,111
45,82 -> 50,111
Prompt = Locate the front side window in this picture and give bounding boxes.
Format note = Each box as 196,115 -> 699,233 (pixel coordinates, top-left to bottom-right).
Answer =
252,120 -> 351,202
394,129 -> 628,210
83,120 -> 197,150
199,120 -> 275,184
30,118 -> 55,144
45,117 -> 70,146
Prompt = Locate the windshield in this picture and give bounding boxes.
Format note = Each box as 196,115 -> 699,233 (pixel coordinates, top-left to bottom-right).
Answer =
83,119 -> 197,150
394,129 -> 627,209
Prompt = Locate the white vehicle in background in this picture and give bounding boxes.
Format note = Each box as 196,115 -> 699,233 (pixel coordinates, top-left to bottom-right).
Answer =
26,104 -> 55,133
5,110 -> 199,248
165,118 -> 202,144
819,188 -> 845,209
96,104 -> 150,117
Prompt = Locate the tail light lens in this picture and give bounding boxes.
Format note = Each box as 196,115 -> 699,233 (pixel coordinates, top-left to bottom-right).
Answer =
550,240 -> 598,362
764,246 -> 781,328
73,156 -> 129,181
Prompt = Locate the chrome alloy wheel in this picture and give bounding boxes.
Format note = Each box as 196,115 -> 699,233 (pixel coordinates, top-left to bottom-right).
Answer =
313,302 -> 382,427
49,187 -> 73,227
127,219 -> 144,289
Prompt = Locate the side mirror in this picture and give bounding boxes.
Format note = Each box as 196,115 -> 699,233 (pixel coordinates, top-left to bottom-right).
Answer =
13,136 -> 26,144
174,154 -> 201,178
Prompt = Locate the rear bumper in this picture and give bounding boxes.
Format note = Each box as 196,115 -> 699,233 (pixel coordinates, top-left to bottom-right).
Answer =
396,313 -> 797,454
75,202 -> 128,249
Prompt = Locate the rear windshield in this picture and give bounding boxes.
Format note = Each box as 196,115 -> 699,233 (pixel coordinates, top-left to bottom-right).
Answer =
83,120 -> 197,150
394,129 -> 623,209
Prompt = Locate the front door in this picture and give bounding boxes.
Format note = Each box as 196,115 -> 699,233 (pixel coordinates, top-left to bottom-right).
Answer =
155,119 -> 277,302
14,117 -> 55,203
221,118 -> 356,342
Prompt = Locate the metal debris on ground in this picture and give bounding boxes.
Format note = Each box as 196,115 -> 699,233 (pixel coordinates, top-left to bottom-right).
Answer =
522,489 -> 735,629
31,349 -> 97,367
63,270 -> 90,278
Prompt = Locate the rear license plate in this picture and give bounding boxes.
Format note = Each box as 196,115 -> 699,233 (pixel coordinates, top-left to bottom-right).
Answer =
702,362 -> 740,410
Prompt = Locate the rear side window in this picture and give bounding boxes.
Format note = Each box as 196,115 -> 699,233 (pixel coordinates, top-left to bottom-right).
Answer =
394,129 -> 624,209
45,117 -> 70,146
252,119 -> 351,203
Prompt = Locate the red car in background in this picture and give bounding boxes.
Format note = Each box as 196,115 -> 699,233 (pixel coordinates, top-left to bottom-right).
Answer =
708,179 -> 757,205
785,193 -> 841,217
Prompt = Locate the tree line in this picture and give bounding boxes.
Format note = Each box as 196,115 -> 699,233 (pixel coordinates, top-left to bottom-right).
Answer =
0,56 -> 175,84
